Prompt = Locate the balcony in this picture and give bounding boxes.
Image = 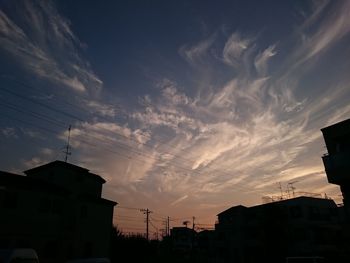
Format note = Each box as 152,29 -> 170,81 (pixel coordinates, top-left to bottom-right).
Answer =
322,151 -> 350,184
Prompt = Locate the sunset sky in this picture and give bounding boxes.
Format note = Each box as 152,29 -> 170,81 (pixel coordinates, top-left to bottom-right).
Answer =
1,0 -> 350,235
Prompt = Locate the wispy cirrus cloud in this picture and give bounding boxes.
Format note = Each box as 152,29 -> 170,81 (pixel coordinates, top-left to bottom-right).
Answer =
0,0 -> 102,94
11,0 -> 346,221
285,0 -> 350,71
179,35 -> 216,65
57,121 -> 155,184
254,45 -> 277,76
222,32 -> 251,67
117,1 -> 350,210
171,195 -> 188,206
83,100 -> 118,118
1,127 -> 17,138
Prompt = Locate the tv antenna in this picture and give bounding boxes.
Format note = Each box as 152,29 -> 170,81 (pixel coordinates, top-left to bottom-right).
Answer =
183,220 -> 190,228
278,182 -> 284,200
63,125 -> 72,162
288,181 -> 298,198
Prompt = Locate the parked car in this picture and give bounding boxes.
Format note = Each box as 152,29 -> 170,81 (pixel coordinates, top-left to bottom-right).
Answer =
0,249 -> 39,263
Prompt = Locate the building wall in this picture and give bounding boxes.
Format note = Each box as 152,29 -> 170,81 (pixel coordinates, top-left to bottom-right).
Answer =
25,163 -> 103,198
0,162 -> 116,263
215,197 -> 342,263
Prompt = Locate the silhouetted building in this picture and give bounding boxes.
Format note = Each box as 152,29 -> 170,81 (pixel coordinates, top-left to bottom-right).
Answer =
321,118 -> 350,209
170,227 -> 197,252
215,197 -> 341,263
0,160 -> 117,263
197,230 -> 215,261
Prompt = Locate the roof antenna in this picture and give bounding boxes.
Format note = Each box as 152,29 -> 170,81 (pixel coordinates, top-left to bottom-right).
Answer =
63,125 -> 72,162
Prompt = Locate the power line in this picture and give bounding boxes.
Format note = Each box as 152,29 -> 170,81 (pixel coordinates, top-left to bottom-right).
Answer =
0,82 -> 271,196
1,83 -> 213,172
116,206 -> 143,210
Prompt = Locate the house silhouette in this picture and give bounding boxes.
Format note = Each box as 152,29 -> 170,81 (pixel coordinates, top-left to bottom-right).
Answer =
215,196 -> 342,263
0,160 -> 117,263
321,118 -> 350,216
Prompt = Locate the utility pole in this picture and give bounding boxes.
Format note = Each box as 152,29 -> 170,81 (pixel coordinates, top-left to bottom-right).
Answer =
167,216 -> 170,236
162,217 -> 169,237
63,125 -> 72,162
140,208 -> 152,241
192,216 -> 196,249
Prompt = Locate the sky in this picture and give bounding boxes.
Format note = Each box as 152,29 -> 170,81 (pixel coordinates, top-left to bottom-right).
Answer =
1,0 -> 350,235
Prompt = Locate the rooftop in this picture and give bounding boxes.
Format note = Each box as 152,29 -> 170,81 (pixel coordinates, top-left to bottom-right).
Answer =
24,160 -> 106,183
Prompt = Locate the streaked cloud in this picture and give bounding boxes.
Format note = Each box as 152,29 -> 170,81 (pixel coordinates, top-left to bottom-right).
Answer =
84,100 -> 118,118
22,157 -> 46,169
171,195 -> 188,206
116,1 -> 350,209
254,45 -> 277,76
285,0 -> 350,72
41,148 -> 54,156
222,32 -> 251,67
4,0 -> 350,227
0,0 -> 102,94
1,127 -> 17,138
179,35 -> 216,65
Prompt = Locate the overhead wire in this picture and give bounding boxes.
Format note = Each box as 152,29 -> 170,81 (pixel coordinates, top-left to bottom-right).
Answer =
0,80 -> 271,203
1,81 -> 254,183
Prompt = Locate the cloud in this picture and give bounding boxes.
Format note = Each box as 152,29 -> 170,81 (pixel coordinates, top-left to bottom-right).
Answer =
285,0 -> 350,71
1,127 -> 17,138
254,45 -> 276,76
171,195 -> 188,206
123,3 -> 350,207
41,148 -> 54,156
179,35 -> 216,64
84,100 -> 118,118
303,1 -> 350,61
22,157 -> 46,169
0,0 -> 102,94
222,32 -> 251,67
21,129 -> 43,139
160,79 -> 190,106
128,75 -> 322,200
132,82 -> 200,134
12,0 -> 346,222
56,121 -> 156,185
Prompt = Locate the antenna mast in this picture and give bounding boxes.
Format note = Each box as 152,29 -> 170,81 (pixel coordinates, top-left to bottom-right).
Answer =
63,125 -> 72,162
288,181 -> 298,198
278,182 -> 283,200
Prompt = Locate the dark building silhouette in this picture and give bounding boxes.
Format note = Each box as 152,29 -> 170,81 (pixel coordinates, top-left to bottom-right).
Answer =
170,227 -> 197,252
197,230 -> 215,262
215,196 -> 342,263
321,118 -> 350,209
0,160 -> 116,263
